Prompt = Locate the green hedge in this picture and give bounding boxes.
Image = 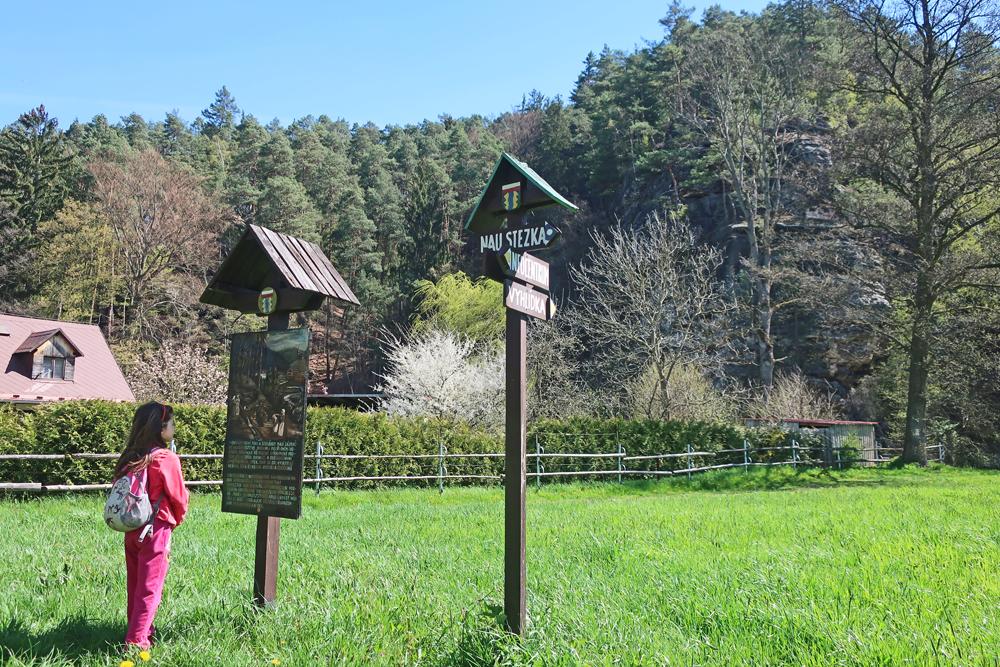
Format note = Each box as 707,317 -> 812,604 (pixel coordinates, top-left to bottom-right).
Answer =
0,401 -> 821,488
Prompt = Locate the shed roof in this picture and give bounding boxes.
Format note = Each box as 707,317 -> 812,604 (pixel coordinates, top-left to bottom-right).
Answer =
0,314 -> 133,403
746,418 -> 879,427
465,153 -> 578,232
200,224 -> 359,313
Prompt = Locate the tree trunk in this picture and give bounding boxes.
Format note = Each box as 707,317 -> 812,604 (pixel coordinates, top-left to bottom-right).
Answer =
756,275 -> 775,389
902,276 -> 934,464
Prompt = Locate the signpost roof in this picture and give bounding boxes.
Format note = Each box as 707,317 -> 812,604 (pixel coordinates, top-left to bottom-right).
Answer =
200,224 -> 359,314
465,153 -> 578,233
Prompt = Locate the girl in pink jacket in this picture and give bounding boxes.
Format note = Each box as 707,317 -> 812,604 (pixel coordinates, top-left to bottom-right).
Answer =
112,402 -> 190,650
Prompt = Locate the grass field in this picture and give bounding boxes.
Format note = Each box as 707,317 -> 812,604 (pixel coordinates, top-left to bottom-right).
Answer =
1,466 -> 998,666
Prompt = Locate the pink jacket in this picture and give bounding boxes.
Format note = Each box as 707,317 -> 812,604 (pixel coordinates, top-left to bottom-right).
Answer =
147,448 -> 189,527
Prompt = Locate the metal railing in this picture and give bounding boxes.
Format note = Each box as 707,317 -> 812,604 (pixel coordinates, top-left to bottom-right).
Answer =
0,438 -> 946,493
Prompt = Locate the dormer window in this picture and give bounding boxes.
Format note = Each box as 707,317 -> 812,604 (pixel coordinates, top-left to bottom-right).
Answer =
41,356 -> 68,379
12,329 -> 83,381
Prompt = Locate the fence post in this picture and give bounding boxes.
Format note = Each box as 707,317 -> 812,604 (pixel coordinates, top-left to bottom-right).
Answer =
874,438 -> 879,463
686,443 -> 692,481
792,439 -> 798,471
437,440 -> 446,494
315,442 -> 323,496
535,434 -> 542,490
743,438 -> 749,473
617,431 -> 623,484
836,443 -> 842,471
939,440 -> 945,463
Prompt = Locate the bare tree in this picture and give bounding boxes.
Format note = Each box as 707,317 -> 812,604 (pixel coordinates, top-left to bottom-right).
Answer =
678,12 -> 821,389
835,0 -> 1000,462
527,320 -> 598,420
90,149 -> 227,341
745,370 -> 841,421
126,339 -> 227,405
568,210 -> 740,420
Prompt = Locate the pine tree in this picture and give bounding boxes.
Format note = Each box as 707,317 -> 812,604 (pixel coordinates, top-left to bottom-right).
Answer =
0,105 -> 72,227
0,105 -> 73,298
201,86 -> 240,140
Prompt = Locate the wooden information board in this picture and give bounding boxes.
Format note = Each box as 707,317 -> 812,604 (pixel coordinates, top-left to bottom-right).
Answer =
222,328 -> 309,520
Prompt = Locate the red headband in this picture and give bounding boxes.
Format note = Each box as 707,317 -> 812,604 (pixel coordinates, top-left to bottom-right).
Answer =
161,405 -> 168,422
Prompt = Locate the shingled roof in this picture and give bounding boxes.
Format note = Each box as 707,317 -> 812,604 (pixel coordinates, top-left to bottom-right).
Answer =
13,328 -> 83,356
200,224 -> 359,314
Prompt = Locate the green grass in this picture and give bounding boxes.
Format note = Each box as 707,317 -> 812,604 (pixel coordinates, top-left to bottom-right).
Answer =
1,466 -> 998,666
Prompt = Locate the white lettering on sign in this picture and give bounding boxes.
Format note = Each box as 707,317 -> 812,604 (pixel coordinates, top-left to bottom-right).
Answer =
505,281 -> 555,320
478,223 -> 560,254
504,250 -> 550,291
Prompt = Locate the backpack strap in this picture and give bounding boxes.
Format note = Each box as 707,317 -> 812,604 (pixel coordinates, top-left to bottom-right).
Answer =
138,456 -> 165,542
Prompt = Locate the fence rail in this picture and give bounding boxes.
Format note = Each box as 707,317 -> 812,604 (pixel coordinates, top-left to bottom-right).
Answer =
0,440 -> 946,493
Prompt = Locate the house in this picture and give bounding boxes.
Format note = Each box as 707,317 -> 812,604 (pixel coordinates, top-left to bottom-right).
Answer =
0,314 -> 134,405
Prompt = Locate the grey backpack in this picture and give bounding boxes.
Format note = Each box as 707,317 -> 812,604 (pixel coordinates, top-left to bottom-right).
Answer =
104,467 -> 160,535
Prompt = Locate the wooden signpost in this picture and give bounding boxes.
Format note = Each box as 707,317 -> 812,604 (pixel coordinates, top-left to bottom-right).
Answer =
200,223 -> 358,607
466,152 -> 578,634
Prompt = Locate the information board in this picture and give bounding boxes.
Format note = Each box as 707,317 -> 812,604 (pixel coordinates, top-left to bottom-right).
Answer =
222,328 -> 309,519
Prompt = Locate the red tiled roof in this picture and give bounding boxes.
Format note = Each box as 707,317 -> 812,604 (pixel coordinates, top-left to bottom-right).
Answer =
0,314 -> 134,403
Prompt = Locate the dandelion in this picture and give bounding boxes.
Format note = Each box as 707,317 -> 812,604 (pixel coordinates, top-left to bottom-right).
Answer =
120,661 -> 135,667
271,660 -> 281,666
139,650 -> 152,662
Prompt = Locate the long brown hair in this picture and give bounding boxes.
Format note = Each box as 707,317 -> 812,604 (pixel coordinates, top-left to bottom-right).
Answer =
113,401 -> 173,479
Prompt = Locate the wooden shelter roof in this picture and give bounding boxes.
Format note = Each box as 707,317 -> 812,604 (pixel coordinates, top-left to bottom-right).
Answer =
200,224 -> 359,314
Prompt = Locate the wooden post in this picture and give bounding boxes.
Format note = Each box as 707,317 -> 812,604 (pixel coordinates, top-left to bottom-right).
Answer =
617,431 -> 623,485
504,306 -> 527,635
254,311 -> 288,608
438,440 -> 446,494
743,438 -> 749,472
315,442 -> 323,496
535,435 -> 542,491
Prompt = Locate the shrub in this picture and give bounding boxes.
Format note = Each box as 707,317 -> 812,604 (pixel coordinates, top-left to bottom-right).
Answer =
0,401 -> 823,487
378,327 -> 503,430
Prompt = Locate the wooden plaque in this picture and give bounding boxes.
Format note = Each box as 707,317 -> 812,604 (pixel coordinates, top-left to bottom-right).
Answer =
222,328 -> 310,520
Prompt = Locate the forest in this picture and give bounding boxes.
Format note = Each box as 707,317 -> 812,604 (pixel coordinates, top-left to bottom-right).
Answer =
1,0 -> 998,465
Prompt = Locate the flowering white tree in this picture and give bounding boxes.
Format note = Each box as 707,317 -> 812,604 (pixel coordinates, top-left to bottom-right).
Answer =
378,327 -> 503,429
127,340 -> 227,405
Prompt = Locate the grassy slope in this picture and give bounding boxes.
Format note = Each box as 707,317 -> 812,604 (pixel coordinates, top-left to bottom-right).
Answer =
0,466 -> 997,666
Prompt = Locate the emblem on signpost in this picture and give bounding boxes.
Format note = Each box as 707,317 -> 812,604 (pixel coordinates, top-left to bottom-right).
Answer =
501,182 -> 521,211
258,287 -> 277,315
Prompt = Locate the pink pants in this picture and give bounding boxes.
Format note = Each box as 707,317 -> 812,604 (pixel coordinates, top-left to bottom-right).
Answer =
124,520 -> 172,648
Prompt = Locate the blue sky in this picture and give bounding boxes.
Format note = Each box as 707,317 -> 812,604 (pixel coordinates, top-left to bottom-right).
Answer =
2,0 -> 768,129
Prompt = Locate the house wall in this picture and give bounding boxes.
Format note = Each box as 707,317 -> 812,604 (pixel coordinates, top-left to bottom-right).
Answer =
30,336 -> 76,381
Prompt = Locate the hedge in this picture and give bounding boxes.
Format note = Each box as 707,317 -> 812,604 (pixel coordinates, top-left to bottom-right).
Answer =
0,401 -> 829,488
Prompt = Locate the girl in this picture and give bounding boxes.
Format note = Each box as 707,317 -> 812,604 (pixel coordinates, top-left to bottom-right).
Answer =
112,401 -> 189,650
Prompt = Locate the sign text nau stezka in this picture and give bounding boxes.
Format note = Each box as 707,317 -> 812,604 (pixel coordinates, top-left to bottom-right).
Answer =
479,222 -> 559,254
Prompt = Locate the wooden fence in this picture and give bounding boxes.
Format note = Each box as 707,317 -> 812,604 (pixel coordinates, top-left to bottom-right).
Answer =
0,437 -> 946,493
